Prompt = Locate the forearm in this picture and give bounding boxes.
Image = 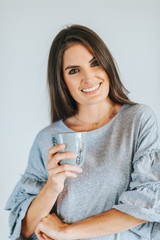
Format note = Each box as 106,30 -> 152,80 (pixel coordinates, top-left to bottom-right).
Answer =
65,209 -> 147,239
21,183 -> 58,238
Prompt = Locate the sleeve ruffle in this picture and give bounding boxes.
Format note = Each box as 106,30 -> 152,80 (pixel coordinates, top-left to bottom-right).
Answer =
129,222 -> 160,239
5,174 -> 45,240
113,149 -> 160,222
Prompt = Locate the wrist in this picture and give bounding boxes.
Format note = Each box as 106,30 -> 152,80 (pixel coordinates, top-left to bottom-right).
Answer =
63,224 -> 75,240
43,183 -> 59,198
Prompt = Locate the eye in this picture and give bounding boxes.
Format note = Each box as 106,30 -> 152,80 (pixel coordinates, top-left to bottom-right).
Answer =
69,69 -> 79,75
91,59 -> 100,67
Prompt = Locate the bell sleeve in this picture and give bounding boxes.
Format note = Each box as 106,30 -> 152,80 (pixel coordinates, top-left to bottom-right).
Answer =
5,133 -> 47,240
113,106 -> 160,228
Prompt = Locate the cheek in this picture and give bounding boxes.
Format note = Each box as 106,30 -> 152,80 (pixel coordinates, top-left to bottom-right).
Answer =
64,74 -> 79,90
97,68 -> 109,80
63,75 -> 71,89
65,80 -> 77,92
103,73 -> 110,87
64,78 -> 79,101
99,71 -> 110,92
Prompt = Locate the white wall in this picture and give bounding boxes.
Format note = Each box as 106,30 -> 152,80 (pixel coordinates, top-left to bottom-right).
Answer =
1,0 -> 160,238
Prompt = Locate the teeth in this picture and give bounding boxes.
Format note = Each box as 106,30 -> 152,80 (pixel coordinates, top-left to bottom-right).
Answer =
82,83 -> 100,93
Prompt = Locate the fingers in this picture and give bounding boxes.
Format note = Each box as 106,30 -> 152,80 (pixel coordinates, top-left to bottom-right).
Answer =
48,144 -> 65,160
48,163 -> 82,175
42,233 -> 53,240
46,145 -> 83,194
47,151 -> 78,169
48,164 -> 83,182
36,232 -> 52,240
49,170 -> 78,179
35,229 -> 45,240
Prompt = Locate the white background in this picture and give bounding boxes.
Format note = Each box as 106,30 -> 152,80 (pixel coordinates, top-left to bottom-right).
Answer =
1,0 -> 160,239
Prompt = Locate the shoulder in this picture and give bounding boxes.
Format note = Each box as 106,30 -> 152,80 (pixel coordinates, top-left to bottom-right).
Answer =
122,104 -> 159,134
123,103 -> 156,119
118,103 -> 158,131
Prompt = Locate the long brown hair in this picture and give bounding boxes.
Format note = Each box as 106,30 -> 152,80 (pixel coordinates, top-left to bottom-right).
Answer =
47,24 -> 135,123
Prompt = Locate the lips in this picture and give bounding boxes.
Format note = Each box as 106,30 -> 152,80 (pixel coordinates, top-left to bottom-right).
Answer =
81,83 -> 101,93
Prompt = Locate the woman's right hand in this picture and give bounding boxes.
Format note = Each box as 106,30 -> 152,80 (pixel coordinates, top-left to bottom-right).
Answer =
46,144 -> 82,195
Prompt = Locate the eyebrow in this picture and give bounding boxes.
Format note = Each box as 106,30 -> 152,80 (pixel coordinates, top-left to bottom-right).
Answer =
64,56 -> 95,71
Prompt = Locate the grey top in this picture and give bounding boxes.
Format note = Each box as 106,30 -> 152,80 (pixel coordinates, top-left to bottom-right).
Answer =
5,104 -> 160,240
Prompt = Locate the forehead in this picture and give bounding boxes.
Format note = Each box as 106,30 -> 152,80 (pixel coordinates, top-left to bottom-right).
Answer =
63,43 -> 93,65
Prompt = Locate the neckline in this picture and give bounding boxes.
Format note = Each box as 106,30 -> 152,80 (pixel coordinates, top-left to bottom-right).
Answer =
60,104 -> 127,133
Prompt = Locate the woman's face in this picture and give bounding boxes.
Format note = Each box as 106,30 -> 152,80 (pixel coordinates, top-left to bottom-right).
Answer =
62,43 -> 110,108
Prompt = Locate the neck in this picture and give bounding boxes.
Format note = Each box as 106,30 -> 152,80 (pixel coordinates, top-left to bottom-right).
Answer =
76,99 -> 115,123
63,100 -> 123,132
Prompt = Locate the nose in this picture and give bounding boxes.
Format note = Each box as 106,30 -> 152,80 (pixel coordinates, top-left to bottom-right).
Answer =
82,68 -> 95,83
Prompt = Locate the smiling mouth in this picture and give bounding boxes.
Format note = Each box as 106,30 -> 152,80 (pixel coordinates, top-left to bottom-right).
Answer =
81,83 -> 101,93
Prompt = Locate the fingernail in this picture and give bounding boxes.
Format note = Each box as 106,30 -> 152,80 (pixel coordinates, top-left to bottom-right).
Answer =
60,144 -> 65,148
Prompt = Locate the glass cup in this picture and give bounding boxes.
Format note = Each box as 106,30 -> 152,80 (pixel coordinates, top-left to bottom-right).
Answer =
51,132 -> 86,167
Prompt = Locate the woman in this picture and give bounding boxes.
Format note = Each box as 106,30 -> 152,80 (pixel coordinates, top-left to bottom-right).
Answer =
6,25 -> 160,240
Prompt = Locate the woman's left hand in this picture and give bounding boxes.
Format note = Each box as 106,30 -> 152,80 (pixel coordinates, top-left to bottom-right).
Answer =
35,213 -> 68,240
